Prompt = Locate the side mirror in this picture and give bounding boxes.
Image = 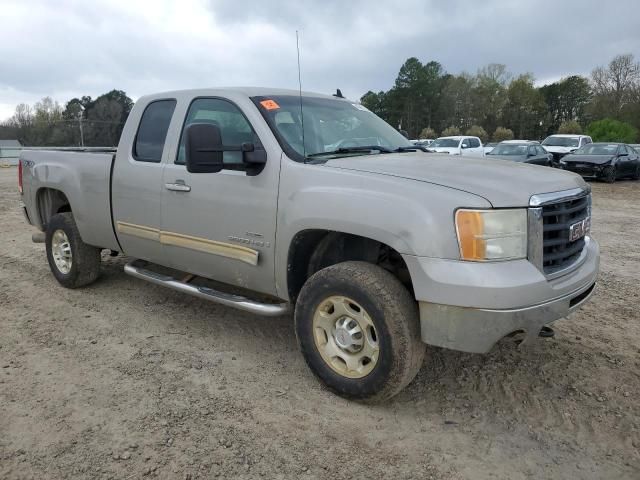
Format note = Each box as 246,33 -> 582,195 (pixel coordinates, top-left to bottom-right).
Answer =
185,123 -> 224,173
461,143 -> 469,149
619,152 -> 629,157
241,142 -> 267,177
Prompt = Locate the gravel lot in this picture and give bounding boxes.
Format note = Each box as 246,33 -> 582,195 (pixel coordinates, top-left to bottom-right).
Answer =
1,166 -> 638,479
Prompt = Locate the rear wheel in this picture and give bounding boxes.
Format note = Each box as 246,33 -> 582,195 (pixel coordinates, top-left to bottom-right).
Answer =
632,163 -> 640,180
602,165 -> 616,183
294,261 -> 425,401
45,212 -> 101,288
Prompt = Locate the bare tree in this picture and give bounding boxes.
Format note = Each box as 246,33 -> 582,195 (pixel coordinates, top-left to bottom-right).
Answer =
591,54 -> 640,112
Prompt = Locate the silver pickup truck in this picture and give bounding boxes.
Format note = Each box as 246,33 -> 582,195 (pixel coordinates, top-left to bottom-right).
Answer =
18,88 -> 599,400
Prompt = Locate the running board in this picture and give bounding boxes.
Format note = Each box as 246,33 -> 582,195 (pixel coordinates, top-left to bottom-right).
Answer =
124,260 -> 289,317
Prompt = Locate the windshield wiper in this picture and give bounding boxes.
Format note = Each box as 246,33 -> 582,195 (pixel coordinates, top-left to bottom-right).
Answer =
306,146 -> 394,158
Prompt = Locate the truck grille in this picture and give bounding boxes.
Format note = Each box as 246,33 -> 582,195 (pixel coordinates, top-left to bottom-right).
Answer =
541,193 -> 590,274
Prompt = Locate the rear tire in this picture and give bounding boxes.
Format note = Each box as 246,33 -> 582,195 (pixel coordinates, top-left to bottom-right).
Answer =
602,165 -> 616,183
294,261 -> 425,402
45,212 -> 101,288
632,164 -> 640,180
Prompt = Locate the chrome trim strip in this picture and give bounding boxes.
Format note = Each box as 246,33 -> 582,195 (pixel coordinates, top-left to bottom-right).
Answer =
529,186 -> 590,207
527,207 -> 543,272
124,260 -> 289,317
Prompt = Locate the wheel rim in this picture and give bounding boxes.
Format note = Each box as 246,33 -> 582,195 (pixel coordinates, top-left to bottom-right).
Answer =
312,295 -> 380,379
51,229 -> 72,274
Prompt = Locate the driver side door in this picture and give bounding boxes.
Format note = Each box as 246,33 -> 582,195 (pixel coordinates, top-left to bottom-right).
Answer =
160,97 -> 280,296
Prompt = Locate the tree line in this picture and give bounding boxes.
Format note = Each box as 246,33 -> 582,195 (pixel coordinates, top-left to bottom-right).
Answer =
360,54 -> 640,143
0,90 -> 133,147
1,53 -> 638,147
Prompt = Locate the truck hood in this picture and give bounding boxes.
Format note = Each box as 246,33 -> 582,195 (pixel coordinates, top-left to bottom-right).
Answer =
543,145 -> 577,154
324,153 -> 586,207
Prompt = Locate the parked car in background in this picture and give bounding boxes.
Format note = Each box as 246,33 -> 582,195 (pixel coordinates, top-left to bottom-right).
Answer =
427,136 -> 484,156
411,138 -> 434,147
483,142 -> 498,154
486,140 -> 553,166
542,134 -> 592,166
560,143 -> 640,182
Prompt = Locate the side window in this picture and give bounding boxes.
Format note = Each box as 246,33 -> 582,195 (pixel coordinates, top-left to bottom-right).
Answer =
469,138 -> 480,148
619,145 -> 628,155
583,137 -> 592,145
176,98 -> 260,166
528,146 -> 536,156
133,100 -> 177,162
537,146 -> 546,155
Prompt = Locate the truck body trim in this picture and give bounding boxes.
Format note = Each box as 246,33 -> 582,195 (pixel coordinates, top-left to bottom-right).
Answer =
116,221 -> 259,266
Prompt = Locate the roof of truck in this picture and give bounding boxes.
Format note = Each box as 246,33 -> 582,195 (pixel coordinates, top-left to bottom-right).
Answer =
141,87 -> 348,101
545,134 -> 590,138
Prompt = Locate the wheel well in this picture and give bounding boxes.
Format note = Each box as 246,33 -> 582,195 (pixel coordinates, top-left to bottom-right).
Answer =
287,230 -> 413,302
36,188 -> 71,228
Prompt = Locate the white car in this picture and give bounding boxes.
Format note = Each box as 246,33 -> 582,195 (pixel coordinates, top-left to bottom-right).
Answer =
428,136 -> 484,156
541,134 -> 592,165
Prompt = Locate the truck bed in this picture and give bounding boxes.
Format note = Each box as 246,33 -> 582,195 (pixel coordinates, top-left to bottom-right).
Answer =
20,149 -> 121,252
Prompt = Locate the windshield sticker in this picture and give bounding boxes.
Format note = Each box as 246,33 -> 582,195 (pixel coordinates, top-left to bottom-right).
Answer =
352,103 -> 370,112
260,99 -> 280,110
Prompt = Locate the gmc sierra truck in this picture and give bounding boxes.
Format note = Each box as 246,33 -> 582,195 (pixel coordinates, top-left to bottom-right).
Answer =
18,88 -> 599,401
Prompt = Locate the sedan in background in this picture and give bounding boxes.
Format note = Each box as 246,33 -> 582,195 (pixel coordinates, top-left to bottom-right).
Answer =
483,142 -> 498,154
560,143 -> 640,183
485,140 -> 553,166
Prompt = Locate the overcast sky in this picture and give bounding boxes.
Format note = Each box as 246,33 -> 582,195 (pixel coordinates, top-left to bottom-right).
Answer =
1,0 -> 639,120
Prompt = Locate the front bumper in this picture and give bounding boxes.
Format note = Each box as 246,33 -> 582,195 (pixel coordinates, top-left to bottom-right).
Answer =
562,163 -> 607,178
404,236 -> 599,353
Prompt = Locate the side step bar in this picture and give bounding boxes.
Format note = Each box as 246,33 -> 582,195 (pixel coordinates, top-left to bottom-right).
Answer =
124,260 -> 289,317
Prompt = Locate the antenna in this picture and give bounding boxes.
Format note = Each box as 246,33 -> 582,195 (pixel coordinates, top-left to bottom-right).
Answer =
296,30 -> 306,160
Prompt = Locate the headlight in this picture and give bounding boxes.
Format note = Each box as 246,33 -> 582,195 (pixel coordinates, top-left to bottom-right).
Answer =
455,209 -> 527,261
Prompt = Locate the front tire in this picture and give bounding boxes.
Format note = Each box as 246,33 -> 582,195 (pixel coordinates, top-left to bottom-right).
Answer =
602,165 -> 616,183
294,261 -> 425,401
45,212 -> 101,288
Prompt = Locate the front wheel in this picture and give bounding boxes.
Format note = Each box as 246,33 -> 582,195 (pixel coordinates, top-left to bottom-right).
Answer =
294,261 -> 425,401
45,212 -> 101,288
602,165 -> 616,183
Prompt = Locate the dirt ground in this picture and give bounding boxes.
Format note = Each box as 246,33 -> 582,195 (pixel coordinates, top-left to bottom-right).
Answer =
0,166 -> 638,480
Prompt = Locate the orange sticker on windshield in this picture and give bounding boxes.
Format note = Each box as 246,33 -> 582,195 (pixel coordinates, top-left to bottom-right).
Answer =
260,99 -> 280,110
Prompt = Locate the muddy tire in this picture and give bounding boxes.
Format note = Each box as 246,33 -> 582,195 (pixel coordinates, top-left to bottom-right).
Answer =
45,212 -> 101,288
602,165 -> 616,183
294,261 -> 425,402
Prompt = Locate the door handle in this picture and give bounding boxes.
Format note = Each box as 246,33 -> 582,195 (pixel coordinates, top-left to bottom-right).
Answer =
165,182 -> 191,192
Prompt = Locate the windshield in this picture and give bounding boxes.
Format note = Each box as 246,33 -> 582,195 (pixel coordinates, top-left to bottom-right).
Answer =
252,95 -> 411,160
542,136 -> 579,147
490,144 -> 529,155
431,138 -> 460,148
573,144 -> 619,155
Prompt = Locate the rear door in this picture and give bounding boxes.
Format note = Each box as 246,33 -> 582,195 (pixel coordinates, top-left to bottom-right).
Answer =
464,137 -> 482,156
112,98 -> 177,262
160,96 -> 280,296
618,145 -> 633,175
